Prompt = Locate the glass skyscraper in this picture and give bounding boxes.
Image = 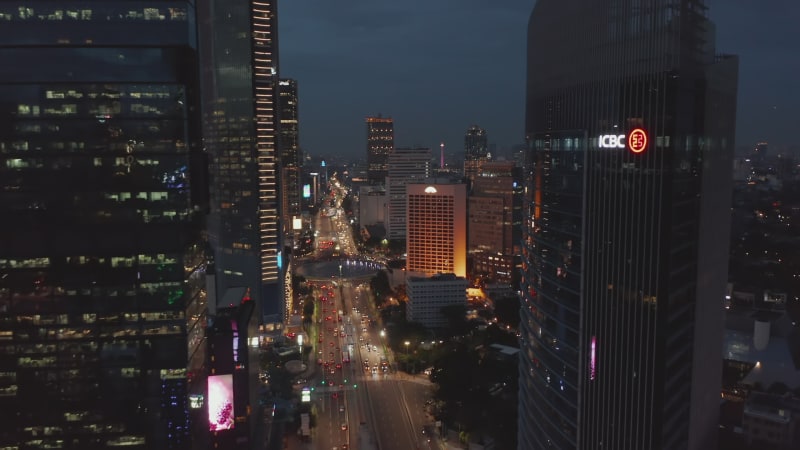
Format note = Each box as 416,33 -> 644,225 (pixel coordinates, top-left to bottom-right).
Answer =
0,2 -> 207,449
463,125 -> 488,189
519,1 -> 738,449
278,78 -> 302,242
200,0 -> 283,323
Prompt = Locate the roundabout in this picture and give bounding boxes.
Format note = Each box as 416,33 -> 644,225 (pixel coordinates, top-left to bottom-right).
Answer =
295,257 -> 384,281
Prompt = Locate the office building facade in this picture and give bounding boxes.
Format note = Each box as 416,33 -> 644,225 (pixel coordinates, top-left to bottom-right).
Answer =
468,162 -> 523,283
464,125 -> 489,189
386,147 -> 431,240
278,79 -> 302,242
406,182 -> 467,278
366,116 -> 394,185
0,3 -> 208,448
406,274 -> 468,329
519,1 -> 738,449
200,0 -> 283,323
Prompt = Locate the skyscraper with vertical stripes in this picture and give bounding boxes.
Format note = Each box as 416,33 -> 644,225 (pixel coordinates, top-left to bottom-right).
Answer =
200,0 -> 283,323
518,1 -> 739,449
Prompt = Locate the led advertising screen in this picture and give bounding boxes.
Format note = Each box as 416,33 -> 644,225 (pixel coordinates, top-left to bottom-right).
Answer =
208,374 -> 234,431
303,184 -> 311,198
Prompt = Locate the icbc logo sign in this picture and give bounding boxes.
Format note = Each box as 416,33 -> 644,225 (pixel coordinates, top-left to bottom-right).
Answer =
597,128 -> 648,154
598,134 -> 626,149
627,128 -> 647,153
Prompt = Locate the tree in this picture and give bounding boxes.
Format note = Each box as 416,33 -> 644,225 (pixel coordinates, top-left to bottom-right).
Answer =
494,295 -> 521,328
440,304 -> 468,336
369,271 -> 391,307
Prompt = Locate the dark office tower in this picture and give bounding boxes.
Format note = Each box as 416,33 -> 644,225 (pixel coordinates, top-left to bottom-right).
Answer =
464,125 -> 489,187
366,116 -> 394,185
465,124 -> 489,160
200,0 -> 283,323
0,3 -> 208,450
519,1 -> 738,450
278,79 -> 302,240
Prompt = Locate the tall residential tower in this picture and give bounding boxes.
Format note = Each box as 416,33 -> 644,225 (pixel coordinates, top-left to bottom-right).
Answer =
519,1 -> 738,449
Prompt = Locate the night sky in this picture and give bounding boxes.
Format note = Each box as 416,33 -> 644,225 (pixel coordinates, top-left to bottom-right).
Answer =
279,0 -> 800,161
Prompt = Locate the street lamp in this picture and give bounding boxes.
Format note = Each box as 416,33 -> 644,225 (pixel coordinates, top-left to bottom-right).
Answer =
404,341 -> 410,356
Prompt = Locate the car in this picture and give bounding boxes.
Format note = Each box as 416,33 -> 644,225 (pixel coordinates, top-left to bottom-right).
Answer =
317,358 -> 323,365
371,367 -> 378,374
339,404 -> 345,412
341,423 -> 348,431
336,363 -> 342,370
330,341 -> 334,347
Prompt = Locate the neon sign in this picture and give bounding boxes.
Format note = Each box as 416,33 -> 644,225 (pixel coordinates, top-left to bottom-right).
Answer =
598,134 -> 626,149
590,336 -> 597,381
628,128 -> 647,153
597,128 -> 648,154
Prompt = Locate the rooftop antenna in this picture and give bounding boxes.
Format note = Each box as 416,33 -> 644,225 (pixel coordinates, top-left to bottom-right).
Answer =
440,141 -> 445,169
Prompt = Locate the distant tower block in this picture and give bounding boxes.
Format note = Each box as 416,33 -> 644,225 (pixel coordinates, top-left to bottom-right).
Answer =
440,141 -> 445,168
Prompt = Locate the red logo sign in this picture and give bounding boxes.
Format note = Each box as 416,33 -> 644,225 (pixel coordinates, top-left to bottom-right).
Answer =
627,128 -> 648,154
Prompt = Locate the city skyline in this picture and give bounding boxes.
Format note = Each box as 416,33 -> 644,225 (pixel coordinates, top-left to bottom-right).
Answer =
279,0 -> 799,160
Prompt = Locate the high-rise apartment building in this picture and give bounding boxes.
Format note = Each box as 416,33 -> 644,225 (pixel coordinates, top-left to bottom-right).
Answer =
366,116 -> 394,185
468,161 -> 523,283
386,147 -> 431,240
200,0 -> 283,323
278,79 -> 302,242
406,182 -> 467,278
0,3 -> 208,449
464,125 -> 489,189
519,1 -> 738,450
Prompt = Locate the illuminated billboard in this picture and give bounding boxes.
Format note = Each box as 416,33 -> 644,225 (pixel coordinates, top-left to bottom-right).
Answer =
208,375 -> 234,431
303,184 -> 311,198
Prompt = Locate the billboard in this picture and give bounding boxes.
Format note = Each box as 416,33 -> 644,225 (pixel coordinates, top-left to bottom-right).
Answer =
303,184 -> 311,198
208,374 -> 234,431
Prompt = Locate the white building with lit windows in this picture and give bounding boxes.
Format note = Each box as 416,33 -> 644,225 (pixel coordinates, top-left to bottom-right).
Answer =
406,273 -> 468,329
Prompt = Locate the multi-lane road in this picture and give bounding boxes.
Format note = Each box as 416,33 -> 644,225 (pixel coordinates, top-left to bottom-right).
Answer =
288,180 -> 439,450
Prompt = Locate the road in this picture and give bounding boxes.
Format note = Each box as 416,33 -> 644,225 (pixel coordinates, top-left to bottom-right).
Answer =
288,176 -> 438,450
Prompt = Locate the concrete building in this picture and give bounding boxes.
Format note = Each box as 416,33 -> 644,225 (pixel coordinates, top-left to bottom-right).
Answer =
386,147 -> 431,240
366,116 -> 394,185
406,182 -> 467,278
358,185 -> 386,227
468,161 -> 523,283
742,392 -> 800,449
406,274 -> 468,329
